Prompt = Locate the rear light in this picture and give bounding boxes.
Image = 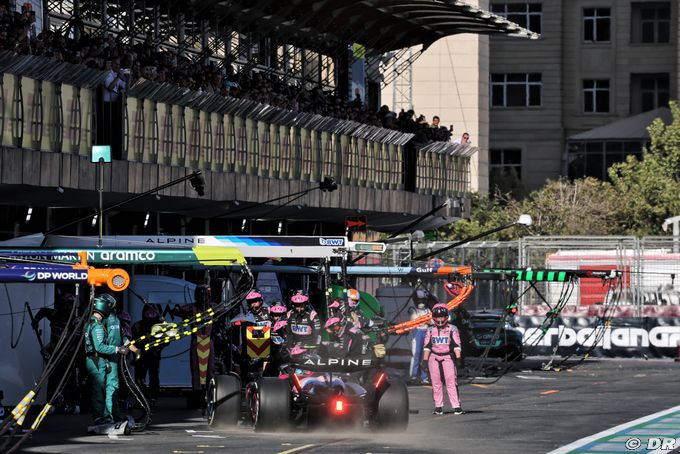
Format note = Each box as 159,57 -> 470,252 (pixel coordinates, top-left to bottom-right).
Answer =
292,373 -> 302,392
334,399 -> 344,413
374,372 -> 386,389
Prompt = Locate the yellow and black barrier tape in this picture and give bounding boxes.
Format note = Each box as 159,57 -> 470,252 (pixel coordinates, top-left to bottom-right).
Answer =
10,390 -> 35,426
30,404 -> 51,430
130,308 -> 217,347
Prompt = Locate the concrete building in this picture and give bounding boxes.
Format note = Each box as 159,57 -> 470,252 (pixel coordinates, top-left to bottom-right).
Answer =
386,0 -> 678,193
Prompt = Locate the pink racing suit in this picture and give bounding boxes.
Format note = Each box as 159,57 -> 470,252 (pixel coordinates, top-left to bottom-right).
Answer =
424,324 -> 462,408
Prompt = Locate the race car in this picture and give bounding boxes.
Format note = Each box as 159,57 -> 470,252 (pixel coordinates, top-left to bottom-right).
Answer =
464,310 -> 524,361
207,350 -> 409,432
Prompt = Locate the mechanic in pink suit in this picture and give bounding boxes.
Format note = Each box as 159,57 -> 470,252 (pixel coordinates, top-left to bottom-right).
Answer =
423,304 -> 464,415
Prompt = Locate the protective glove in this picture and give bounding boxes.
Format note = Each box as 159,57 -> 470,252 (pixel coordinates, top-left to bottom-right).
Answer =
117,345 -> 130,355
373,343 -> 386,358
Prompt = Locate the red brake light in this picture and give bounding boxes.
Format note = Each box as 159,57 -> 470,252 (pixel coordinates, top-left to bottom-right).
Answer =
335,399 -> 344,413
292,373 -> 302,392
375,372 -> 386,389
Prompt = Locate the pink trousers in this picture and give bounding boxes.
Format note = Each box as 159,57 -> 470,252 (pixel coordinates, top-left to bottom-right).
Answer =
428,354 -> 460,408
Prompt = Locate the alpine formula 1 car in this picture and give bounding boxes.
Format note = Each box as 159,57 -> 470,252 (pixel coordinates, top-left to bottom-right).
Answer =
206,350 -> 409,432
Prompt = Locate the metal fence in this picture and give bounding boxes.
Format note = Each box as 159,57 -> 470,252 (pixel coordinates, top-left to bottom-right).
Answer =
380,236 -> 680,316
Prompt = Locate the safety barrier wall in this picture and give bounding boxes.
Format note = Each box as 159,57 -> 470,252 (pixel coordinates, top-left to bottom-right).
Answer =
0,68 -> 471,198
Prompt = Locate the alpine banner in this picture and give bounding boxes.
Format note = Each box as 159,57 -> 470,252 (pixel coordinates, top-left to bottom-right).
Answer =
41,235 -> 350,258
516,316 -> 680,358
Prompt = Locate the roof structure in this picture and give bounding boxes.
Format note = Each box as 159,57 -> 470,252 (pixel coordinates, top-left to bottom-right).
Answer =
568,108 -> 672,141
209,0 -> 539,54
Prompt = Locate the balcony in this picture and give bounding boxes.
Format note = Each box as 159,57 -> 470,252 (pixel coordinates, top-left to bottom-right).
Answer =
0,52 -> 473,231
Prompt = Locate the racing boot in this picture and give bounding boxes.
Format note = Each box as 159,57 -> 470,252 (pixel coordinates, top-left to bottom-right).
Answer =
453,407 -> 464,415
432,407 -> 443,415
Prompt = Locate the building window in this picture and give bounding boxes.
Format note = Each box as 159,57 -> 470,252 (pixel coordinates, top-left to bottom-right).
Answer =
491,3 -> 542,34
630,74 -> 670,113
490,149 -> 522,193
583,80 -> 610,113
491,73 -> 542,107
632,2 -> 671,43
568,141 -> 644,180
583,8 -> 611,42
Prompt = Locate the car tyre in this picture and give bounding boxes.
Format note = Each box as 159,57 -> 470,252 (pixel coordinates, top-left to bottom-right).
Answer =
374,379 -> 409,431
252,377 -> 291,432
207,374 -> 241,427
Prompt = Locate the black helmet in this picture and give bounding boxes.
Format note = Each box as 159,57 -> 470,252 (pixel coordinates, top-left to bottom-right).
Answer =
93,294 -> 116,317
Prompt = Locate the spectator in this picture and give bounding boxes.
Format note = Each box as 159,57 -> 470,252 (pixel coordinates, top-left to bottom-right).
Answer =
454,132 -> 472,145
431,115 -> 452,142
100,58 -> 128,159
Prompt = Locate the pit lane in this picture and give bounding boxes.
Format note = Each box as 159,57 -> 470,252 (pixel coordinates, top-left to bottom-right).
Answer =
13,358 -> 680,454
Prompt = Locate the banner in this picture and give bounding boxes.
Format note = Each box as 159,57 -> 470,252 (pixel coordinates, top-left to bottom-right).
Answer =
516,316 -> 680,358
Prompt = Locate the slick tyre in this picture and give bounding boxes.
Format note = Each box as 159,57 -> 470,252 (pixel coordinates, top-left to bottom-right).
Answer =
207,374 -> 241,427
252,377 -> 291,432
375,379 -> 409,431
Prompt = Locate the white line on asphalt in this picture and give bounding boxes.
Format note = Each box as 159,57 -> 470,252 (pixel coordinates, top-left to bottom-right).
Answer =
278,444 -> 316,454
192,435 -> 226,439
186,430 -> 214,433
515,375 -> 556,380
547,404 -> 680,454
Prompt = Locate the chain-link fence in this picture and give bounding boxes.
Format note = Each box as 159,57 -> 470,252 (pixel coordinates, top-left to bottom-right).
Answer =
380,236 -> 680,317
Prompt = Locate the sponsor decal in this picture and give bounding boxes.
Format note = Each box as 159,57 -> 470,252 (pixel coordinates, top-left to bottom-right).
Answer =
319,238 -> 344,246
303,358 -> 373,367
22,271 -> 36,281
432,336 -> 450,345
291,324 -> 312,335
144,237 -> 205,244
95,251 -> 157,262
271,335 -> 285,345
518,326 -> 680,349
416,267 -> 434,273
38,271 -> 88,281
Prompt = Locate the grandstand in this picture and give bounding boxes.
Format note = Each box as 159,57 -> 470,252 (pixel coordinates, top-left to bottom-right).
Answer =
0,0 -> 535,238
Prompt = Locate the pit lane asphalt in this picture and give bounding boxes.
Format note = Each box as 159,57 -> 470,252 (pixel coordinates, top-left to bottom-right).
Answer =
12,358 -> 680,454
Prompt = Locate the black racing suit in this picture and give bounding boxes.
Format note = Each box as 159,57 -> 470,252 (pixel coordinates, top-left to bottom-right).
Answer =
266,318 -> 289,376
286,309 -> 321,351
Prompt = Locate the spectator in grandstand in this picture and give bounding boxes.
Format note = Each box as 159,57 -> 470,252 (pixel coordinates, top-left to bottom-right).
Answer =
454,132 -> 472,145
100,58 -> 127,159
431,116 -> 452,142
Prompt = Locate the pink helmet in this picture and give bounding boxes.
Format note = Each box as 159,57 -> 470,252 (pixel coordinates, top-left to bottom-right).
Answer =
290,293 -> 309,305
324,316 -> 345,337
273,320 -> 288,331
289,345 -> 307,356
432,303 -> 449,327
270,303 -> 287,315
246,290 -> 263,302
346,289 -> 360,308
328,299 -> 344,314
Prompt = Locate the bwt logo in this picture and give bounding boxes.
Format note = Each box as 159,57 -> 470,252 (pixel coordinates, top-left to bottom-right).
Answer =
432,336 -> 450,345
291,324 -> 312,335
319,238 -> 344,246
